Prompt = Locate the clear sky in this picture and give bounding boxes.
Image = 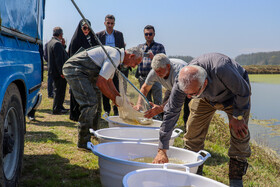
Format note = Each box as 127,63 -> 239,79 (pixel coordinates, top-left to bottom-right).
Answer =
43,0 -> 280,59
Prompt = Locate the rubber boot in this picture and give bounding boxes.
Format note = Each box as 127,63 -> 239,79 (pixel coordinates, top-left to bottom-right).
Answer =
229,158 -> 248,187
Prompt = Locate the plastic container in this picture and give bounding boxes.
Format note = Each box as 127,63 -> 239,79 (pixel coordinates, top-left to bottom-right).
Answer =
87,142 -> 210,187
90,127 -> 182,145
123,164 -> 228,187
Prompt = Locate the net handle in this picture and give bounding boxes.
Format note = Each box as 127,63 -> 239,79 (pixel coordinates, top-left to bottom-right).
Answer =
70,0 -> 151,108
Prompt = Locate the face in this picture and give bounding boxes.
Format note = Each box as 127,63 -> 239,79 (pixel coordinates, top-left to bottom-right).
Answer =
184,79 -> 207,99
81,24 -> 90,36
104,18 -> 115,32
144,29 -> 155,43
155,65 -> 169,78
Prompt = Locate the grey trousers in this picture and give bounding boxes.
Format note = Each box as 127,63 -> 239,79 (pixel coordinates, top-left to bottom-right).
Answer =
63,51 -> 102,147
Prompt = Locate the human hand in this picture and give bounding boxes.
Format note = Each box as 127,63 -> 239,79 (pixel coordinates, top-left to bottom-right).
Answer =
144,102 -> 163,118
133,104 -> 143,111
152,149 -> 168,164
229,117 -> 248,138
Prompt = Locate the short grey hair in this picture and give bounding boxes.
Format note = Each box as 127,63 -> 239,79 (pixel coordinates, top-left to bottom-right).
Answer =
151,53 -> 170,70
53,27 -> 63,37
178,65 -> 207,91
126,46 -> 144,59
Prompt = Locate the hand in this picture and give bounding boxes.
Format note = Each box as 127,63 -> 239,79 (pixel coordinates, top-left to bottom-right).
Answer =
115,96 -> 123,107
144,102 -> 164,119
152,149 -> 168,164
133,104 -> 143,111
229,117 -> 248,138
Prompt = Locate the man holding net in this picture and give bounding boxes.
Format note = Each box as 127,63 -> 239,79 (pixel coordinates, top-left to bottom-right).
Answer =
63,46 -> 143,150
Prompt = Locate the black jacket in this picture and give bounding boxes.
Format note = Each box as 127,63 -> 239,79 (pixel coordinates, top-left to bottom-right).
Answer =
47,37 -> 68,79
96,30 -> 125,49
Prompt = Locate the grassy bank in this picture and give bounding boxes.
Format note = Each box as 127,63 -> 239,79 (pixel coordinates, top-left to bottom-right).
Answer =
20,72 -> 280,186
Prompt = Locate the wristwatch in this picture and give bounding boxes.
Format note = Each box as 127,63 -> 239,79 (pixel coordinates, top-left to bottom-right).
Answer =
233,115 -> 243,120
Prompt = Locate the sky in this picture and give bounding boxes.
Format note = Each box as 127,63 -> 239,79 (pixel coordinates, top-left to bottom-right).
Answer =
43,0 -> 280,59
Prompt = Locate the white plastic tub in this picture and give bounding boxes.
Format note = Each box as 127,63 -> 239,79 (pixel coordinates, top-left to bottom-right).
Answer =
123,165 -> 228,187
87,142 -> 210,187
103,114 -> 162,129
89,127 -> 183,145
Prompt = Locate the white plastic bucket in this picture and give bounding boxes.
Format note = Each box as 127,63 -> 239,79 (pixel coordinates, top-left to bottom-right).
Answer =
87,142 -> 211,187
89,127 -> 183,146
123,165 -> 228,187
103,114 -> 162,129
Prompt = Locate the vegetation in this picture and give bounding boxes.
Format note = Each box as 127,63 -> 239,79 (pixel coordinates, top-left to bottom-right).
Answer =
20,71 -> 280,186
235,51 -> 280,65
244,65 -> 280,74
249,74 -> 280,84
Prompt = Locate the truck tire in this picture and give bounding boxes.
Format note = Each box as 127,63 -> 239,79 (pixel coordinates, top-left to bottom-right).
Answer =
0,83 -> 24,186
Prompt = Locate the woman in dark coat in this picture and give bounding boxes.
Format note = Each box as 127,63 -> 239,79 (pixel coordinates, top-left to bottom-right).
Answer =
68,19 -> 98,121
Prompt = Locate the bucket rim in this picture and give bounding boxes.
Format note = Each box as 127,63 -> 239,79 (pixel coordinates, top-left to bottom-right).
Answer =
122,168 -> 228,187
92,127 -> 181,142
90,142 -> 207,168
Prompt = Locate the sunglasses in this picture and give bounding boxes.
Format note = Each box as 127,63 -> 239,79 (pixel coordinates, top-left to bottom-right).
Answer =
82,26 -> 89,31
145,33 -> 153,36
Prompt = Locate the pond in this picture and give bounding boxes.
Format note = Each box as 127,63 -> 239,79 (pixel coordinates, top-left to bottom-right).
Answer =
249,82 -> 280,155
217,75 -> 280,156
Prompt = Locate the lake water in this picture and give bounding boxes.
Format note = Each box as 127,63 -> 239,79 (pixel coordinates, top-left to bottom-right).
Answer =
249,82 -> 280,155
218,82 -> 280,156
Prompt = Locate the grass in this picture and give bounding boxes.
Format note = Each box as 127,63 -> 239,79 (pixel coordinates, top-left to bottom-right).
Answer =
249,74 -> 280,84
20,71 -> 280,186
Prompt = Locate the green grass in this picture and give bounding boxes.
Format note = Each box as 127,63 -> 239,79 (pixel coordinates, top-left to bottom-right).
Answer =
249,74 -> 280,84
20,71 -> 280,186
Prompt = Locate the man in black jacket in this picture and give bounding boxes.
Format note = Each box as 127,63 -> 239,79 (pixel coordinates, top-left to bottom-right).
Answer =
47,27 -> 69,114
96,14 -> 127,116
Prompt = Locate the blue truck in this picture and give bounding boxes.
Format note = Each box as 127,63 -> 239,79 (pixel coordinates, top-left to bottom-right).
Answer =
0,0 -> 45,185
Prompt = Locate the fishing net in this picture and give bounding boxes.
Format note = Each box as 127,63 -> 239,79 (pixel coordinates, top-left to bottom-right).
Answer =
116,71 -> 153,125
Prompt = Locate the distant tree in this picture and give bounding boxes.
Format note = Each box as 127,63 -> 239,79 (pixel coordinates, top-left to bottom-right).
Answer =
235,51 -> 280,65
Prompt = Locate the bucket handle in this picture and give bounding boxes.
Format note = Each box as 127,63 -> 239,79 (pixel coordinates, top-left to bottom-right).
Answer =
87,142 -> 96,154
163,163 -> 190,173
173,128 -> 183,137
89,128 -> 98,138
102,113 -> 109,120
197,150 -> 211,162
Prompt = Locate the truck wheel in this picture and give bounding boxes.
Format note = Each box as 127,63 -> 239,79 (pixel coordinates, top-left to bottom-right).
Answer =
0,83 -> 24,186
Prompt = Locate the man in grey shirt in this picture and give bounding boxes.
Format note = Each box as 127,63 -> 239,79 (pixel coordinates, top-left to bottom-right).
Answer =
153,53 -> 251,187
135,53 -> 190,125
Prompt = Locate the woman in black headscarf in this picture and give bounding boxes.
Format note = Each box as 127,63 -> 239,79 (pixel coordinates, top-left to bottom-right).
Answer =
68,19 -> 98,121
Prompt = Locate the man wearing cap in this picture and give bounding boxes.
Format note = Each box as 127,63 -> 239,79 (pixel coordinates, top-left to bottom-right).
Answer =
47,27 -> 69,114
63,46 -> 143,150
153,53 -> 251,187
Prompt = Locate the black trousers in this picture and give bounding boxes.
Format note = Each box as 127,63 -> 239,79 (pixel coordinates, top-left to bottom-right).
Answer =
52,76 -> 67,112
